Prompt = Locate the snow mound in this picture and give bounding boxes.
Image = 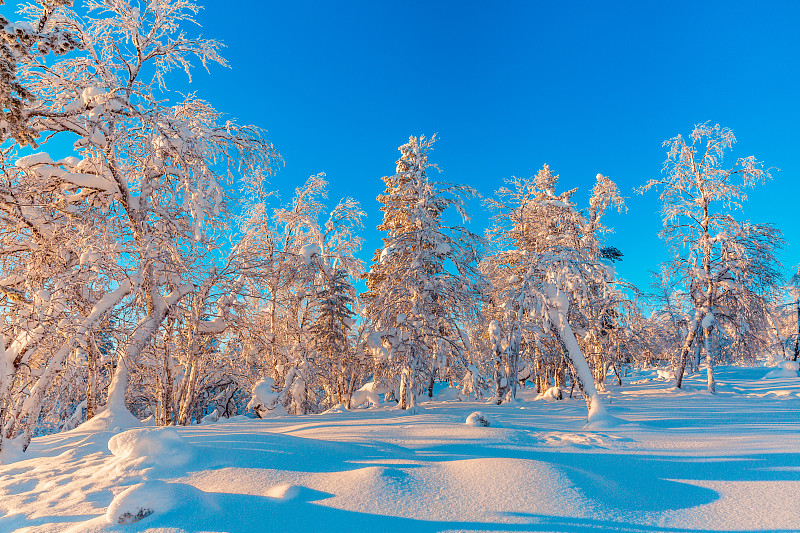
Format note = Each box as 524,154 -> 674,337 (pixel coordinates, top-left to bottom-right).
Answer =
108,427 -> 196,468
322,404 -> 347,414
542,386 -> 563,402
434,386 -> 461,401
106,480 -> 213,525
583,413 -> 623,431
764,360 -> 799,379
583,394 -> 629,430
201,409 -> 220,424
656,368 -> 675,381
466,411 -> 497,427
265,483 -> 304,500
0,435 -> 25,465
350,381 -> 385,408
78,404 -> 141,433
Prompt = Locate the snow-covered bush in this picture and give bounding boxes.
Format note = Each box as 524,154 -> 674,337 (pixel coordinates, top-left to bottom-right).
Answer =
465,411 -> 497,427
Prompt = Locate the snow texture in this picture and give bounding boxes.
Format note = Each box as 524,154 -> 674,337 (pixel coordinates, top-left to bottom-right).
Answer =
764,360 -> 800,379
2,365 -> 800,532
108,427 -> 196,468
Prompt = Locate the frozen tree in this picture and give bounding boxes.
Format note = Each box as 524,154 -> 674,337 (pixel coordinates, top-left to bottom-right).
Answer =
483,166 -> 624,421
363,135 -> 483,410
0,0 -> 278,450
310,264 -> 363,409
0,0 -> 80,146
780,271 -> 800,362
235,173 -> 365,415
636,273 -> 691,370
640,123 -> 784,392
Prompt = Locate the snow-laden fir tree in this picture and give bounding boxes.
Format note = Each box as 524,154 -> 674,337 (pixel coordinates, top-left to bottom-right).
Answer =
0,0 -> 80,147
310,264 -> 363,409
482,165 -> 624,421
640,123 -> 784,392
363,135 -> 483,410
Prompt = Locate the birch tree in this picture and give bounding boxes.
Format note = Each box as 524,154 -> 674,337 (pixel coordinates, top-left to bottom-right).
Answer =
483,166 -> 624,421
0,0 -> 80,147
640,123 -> 783,392
236,173 -> 365,415
0,0 -> 278,450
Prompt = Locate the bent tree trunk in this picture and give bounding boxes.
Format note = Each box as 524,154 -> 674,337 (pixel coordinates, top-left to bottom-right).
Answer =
107,283 -> 194,415
14,281 -> 135,451
547,306 -> 607,422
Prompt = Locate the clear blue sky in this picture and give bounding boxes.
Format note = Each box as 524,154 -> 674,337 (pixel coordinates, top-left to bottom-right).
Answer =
188,0 -> 800,293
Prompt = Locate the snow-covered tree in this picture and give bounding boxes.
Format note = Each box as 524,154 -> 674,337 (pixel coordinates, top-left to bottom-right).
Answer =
0,0 -> 278,450
640,123 -> 784,392
235,173 -> 365,415
363,135 -> 483,410
482,166 -> 625,421
309,264 -> 363,409
0,0 -> 80,147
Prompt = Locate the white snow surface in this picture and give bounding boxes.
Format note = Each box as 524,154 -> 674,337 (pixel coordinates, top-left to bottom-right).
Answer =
764,359 -> 800,379
2,365 -> 800,532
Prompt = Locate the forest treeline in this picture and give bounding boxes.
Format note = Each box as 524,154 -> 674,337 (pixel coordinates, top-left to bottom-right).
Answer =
1,1 -> 796,453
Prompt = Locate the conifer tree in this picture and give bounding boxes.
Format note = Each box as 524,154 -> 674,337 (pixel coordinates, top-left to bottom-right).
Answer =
310,265 -> 362,408
363,135 -> 482,410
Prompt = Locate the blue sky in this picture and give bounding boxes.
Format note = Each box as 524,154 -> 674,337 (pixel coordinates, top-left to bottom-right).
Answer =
189,0 -> 800,293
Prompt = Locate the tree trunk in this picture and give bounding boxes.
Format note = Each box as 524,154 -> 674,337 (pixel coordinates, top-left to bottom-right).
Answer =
427,354 -> 437,399
107,282 -> 193,416
675,313 -> 701,389
494,357 -> 508,404
547,299 -> 607,422
703,326 -> 716,394
593,334 -> 605,390
399,360 -> 416,410
163,349 -> 174,425
794,301 -> 800,362
86,338 -> 97,420
508,325 -> 519,400
692,338 -> 702,375
535,353 -> 544,393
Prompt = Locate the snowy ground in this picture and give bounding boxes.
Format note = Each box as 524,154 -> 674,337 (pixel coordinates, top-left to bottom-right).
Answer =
1,365 -> 799,533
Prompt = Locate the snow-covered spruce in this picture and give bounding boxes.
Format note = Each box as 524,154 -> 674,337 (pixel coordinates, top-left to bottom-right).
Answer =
362,135 -> 483,410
